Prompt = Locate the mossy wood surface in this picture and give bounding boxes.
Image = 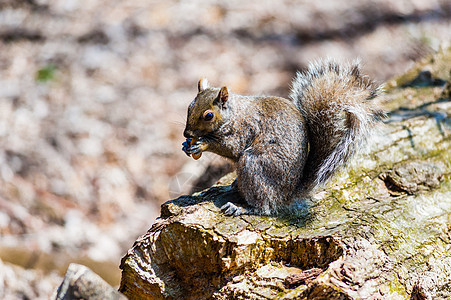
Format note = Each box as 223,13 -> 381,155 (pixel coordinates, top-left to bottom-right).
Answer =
120,48 -> 451,299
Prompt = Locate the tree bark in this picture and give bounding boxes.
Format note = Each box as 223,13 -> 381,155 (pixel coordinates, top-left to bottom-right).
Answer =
119,47 -> 451,300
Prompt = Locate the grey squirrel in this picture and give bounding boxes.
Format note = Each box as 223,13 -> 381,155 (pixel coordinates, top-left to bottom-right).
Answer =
182,59 -> 384,216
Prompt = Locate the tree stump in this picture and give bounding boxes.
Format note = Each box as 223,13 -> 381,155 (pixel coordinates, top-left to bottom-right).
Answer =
119,47 -> 451,299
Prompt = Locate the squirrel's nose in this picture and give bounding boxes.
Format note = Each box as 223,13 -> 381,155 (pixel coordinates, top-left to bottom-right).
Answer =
183,129 -> 194,138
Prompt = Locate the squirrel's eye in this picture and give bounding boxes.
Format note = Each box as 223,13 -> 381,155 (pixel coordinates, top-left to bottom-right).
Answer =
203,111 -> 214,121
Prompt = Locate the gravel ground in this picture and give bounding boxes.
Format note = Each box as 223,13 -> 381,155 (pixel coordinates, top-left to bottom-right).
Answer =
0,0 -> 450,297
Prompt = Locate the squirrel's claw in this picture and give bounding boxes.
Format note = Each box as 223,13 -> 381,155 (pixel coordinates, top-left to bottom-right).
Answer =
221,202 -> 248,216
182,138 -> 205,155
189,142 -> 203,155
181,140 -> 191,156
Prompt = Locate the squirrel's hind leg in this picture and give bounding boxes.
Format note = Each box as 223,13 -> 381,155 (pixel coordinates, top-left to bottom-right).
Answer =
220,179 -> 254,216
233,147 -> 301,216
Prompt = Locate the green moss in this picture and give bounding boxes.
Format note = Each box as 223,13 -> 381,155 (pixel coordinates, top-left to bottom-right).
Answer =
36,64 -> 57,82
390,46 -> 451,89
383,273 -> 409,298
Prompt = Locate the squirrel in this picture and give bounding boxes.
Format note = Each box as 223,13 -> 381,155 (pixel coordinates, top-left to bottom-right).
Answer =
182,59 -> 384,216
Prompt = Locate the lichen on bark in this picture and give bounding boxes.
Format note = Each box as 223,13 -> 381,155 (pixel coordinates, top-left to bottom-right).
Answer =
120,46 -> 451,299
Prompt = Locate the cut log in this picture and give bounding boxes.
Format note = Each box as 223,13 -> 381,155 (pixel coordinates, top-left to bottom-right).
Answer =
120,47 -> 451,299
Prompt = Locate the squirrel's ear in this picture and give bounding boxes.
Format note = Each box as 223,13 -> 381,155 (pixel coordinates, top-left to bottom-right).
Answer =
216,86 -> 229,107
198,78 -> 209,92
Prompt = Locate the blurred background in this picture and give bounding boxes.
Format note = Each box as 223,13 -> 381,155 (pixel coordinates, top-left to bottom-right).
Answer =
0,0 -> 450,298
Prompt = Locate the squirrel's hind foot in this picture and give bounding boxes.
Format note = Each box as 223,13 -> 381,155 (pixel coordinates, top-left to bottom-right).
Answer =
221,201 -> 273,216
221,202 -> 249,216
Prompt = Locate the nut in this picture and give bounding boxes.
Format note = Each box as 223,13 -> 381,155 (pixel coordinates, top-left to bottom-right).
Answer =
190,138 -> 202,160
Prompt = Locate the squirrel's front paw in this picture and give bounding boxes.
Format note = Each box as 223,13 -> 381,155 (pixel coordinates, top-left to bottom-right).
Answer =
188,139 -> 203,155
221,202 -> 248,216
182,139 -> 192,156
182,138 -> 207,160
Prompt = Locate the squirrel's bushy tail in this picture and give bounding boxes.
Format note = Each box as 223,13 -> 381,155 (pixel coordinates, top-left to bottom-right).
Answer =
290,59 -> 384,194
